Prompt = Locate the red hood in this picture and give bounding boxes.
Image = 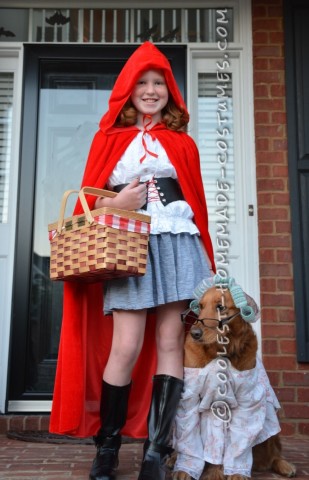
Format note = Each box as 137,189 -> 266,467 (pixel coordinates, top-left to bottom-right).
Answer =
99,42 -> 188,133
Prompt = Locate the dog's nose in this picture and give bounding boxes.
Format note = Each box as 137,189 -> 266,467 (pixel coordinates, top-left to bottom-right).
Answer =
190,326 -> 203,340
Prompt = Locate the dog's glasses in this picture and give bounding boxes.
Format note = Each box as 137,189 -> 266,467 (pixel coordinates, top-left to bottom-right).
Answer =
180,308 -> 219,329
180,308 -> 240,329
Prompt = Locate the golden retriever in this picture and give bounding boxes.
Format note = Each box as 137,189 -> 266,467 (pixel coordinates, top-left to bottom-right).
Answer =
171,277 -> 296,480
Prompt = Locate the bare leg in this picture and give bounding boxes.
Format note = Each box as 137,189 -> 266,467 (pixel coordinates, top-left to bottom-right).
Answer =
103,308 -> 147,385
138,301 -> 186,480
90,309 -> 146,480
155,300 -> 187,378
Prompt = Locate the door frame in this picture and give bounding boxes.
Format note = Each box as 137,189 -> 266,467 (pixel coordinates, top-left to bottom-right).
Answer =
186,0 -> 260,343
8,43 -> 187,412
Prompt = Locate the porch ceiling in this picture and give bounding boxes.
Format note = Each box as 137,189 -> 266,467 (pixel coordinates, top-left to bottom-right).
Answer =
0,0 -> 238,8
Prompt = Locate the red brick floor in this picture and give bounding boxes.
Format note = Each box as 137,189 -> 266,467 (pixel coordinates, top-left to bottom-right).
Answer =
0,435 -> 308,480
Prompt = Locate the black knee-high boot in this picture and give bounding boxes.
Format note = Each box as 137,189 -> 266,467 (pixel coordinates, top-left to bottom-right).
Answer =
138,374 -> 184,480
89,380 -> 131,480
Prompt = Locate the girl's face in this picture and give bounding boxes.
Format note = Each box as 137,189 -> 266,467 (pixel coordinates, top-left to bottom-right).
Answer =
131,70 -> 169,124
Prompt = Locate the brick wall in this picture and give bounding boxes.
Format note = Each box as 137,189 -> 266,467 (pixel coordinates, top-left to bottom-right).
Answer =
0,415 -> 50,434
252,0 -> 309,436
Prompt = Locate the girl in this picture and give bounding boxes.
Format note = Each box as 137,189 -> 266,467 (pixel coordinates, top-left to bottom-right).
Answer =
50,42 -> 215,480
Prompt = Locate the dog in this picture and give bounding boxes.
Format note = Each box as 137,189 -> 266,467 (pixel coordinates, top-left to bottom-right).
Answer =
170,276 -> 296,480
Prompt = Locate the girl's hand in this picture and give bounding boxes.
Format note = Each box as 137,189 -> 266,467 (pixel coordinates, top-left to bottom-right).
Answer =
94,178 -> 147,210
114,178 -> 147,210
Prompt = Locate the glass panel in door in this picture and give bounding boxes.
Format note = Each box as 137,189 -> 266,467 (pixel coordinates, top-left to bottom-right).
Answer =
26,62 -> 116,393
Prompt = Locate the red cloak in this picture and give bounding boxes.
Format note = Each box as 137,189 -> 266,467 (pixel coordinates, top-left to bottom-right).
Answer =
49,42 -> 215,438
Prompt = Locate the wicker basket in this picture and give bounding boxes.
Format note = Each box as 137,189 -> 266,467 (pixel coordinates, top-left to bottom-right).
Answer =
48,187 -> 151,283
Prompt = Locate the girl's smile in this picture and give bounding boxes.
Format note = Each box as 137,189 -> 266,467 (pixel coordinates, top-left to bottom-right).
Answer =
131,69 -> 169,127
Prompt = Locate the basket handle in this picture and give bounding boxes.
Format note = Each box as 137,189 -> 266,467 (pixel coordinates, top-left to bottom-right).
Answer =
57,187 -> 117,234
78,187 -> 117,223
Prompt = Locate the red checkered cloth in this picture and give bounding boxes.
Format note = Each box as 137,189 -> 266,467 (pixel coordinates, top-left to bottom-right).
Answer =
49,213 -> 150,241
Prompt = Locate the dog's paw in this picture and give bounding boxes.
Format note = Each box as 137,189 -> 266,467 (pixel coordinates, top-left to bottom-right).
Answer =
226,476 -> 250,480
172,471 -> 191,480
166,451 -> 177,470
201,464 -> 224,480
272,458 -> 297,478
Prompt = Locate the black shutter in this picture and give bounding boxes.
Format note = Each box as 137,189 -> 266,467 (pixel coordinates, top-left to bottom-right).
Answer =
284,0 -> 309,362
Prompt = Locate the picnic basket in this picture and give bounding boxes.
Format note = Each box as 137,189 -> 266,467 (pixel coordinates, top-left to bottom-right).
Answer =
48,187 -> 151,282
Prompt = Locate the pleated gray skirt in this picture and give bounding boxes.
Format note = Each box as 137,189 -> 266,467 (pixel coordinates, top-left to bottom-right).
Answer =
103,233 -> 211,313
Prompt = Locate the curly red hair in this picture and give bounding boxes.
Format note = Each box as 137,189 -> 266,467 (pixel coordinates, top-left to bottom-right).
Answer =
115,98 -> 189,132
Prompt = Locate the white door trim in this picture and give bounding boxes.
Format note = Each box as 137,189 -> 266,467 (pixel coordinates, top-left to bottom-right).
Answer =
0,46 -> 23,413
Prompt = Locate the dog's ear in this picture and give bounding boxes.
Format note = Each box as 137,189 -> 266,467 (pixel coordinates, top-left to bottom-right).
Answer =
227,317 -> 258,370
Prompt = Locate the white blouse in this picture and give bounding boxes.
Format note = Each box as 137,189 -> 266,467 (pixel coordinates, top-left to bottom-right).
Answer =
107,132 -> 200,235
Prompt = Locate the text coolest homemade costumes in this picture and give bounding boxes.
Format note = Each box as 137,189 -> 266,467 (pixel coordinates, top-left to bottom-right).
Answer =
49,41 -> 215,438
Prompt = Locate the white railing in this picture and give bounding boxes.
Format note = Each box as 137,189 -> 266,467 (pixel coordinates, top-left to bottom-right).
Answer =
26,7 -> 233,44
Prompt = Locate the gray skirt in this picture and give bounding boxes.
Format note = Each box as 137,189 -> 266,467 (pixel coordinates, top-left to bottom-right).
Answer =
103,232 -> 211,313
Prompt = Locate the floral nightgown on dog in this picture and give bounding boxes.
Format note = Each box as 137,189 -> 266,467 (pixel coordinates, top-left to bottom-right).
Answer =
172,357 -> 281,479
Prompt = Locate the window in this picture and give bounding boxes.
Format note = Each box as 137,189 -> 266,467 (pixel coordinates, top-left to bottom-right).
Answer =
197,72 -> 235,222
0,72 -> 14,223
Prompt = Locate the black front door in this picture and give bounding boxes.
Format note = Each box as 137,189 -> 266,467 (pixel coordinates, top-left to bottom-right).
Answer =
9,44 -> 186,405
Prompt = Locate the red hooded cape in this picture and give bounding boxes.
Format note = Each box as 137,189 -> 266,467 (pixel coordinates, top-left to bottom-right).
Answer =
49,42 -> 215,438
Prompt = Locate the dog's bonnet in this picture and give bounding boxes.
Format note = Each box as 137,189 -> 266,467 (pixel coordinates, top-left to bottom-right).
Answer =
191,275 -> 260,323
